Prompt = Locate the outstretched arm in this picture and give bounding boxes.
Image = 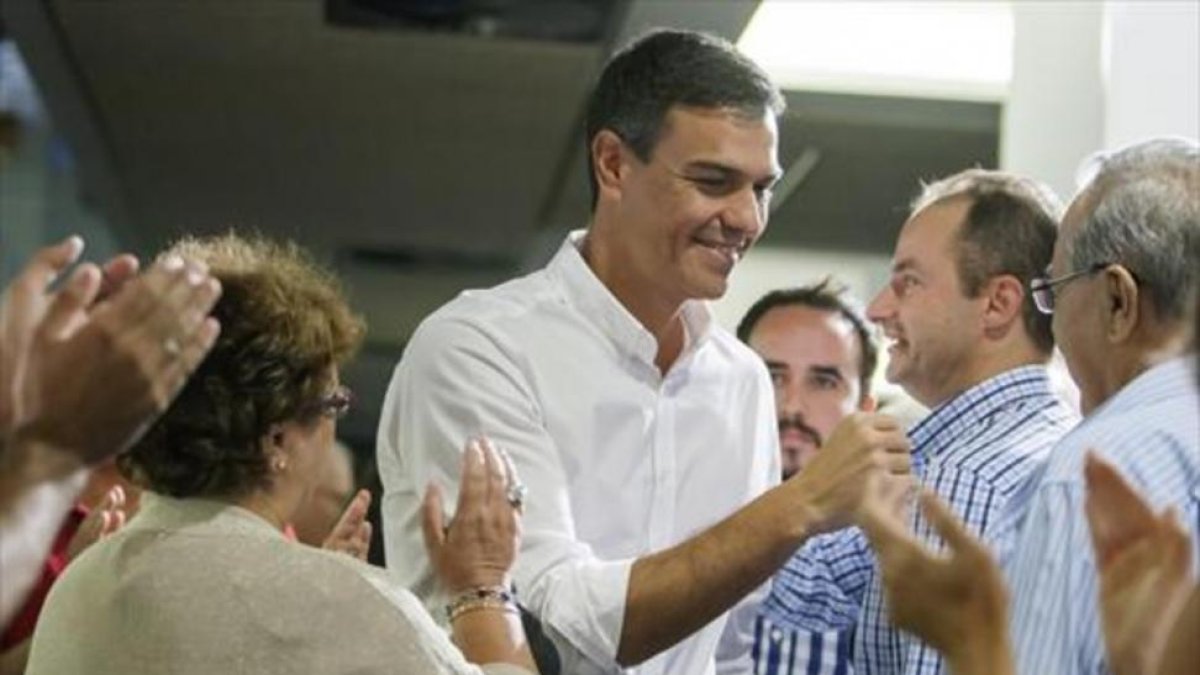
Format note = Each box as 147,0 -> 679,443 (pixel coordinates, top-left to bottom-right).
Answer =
618,413 -> 911,666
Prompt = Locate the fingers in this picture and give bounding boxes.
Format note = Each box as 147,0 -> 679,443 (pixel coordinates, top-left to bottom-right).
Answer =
97,485 -> 127,537
919,490 -> 976,554
420,481 -> 447,557
478,437 -> 507,506
1158,507 -> 1194,578
39,263 -> 102,340
881,444 -> 913,474
93,256 -> 223,410
16,236 -> 84,294
455,438 -> 488,511
98,254 -> 140,301
859,475 -> 919,555
332,489 -> 370,536
865,413 -> 904,432
1085,451 -> 1157,566
355,520 -> 373,561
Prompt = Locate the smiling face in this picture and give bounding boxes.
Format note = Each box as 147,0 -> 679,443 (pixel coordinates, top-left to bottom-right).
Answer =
867,198 -> 987,407
603,105 -> 781,308
747,304 -> 867,479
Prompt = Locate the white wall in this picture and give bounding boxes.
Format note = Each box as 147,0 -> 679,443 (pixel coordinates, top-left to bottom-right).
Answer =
1000,1 -> 1105,201
1103,1 -> 1200,149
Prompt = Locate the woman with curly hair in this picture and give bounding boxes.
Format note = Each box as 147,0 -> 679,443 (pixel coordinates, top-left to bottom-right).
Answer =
25,233 -> 537,675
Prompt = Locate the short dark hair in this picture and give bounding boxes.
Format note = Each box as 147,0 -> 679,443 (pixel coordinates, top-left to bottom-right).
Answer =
119,233 -> 365,499
913,169 -> 1063,354
585,29 -> 785,206
737,278 -> 877,401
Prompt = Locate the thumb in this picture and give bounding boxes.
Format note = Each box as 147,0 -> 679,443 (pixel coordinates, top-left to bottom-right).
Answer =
40,263 -> 102,340
421,482 -> 447,558
340,489 -> 370,527
919,490 -> 974,553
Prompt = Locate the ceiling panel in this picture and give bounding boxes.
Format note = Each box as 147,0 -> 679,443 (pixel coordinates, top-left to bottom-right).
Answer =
51,0 -> 601,258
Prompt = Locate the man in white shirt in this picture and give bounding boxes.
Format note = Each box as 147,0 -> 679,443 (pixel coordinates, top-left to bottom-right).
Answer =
378,30 -> 911,675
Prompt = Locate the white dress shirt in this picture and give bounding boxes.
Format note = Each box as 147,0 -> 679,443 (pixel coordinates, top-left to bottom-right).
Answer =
378,231 -> 780,675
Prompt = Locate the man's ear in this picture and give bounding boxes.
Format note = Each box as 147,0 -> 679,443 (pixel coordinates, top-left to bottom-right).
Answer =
1102,264 -> 1141,343
980,275 -> 1026,338
591,129 -> 628,203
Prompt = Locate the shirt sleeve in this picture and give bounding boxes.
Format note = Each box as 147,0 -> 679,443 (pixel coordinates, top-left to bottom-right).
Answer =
0,469 -> 87,627
714,580 -> 770,674
762,528 -> 874,633
377,314 -> 633,670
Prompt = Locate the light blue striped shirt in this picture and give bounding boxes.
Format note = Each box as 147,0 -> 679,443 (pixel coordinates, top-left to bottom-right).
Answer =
854,365 -> 1078,675
1002,357 -> 1200,675
752,527 -> 871,674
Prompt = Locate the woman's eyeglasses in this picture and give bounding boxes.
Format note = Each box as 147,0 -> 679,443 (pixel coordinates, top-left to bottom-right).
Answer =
311,385 -> 353,420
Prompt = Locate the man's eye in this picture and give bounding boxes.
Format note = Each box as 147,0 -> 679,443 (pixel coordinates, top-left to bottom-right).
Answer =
690,177 -> 730,192
892,275 -> 919,297
812,375 -> 839,390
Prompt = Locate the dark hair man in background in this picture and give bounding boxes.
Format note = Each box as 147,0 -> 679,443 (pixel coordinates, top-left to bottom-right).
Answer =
734,280 -> 877,675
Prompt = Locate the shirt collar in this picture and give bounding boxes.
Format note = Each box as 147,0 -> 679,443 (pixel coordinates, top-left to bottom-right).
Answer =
909,365 -> 1056,461
548,230 -> 714,366
134,492 -> 287,540
1086,355 -> 1197,419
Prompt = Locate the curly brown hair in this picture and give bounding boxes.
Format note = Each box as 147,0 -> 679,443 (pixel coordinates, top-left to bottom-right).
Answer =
118,233 -> 365,499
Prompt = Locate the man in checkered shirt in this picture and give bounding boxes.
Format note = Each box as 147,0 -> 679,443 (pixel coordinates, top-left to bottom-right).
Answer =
853,169 -> 1081,674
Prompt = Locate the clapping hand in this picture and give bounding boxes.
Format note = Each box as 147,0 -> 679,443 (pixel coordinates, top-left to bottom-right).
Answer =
1085,452 -> 1194,675
421,438 -> 522,594
323,488 -> 373,562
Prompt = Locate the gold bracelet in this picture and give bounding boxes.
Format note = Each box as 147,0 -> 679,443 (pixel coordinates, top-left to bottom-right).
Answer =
445,585 -> 518,623
447,597 -> 519,622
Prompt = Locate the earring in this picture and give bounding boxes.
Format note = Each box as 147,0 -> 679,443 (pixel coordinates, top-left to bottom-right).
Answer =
272,456 -> 288,473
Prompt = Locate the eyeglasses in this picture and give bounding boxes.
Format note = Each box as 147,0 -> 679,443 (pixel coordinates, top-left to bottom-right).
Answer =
308,385 -> 353,420
1029,262 -> 1111,315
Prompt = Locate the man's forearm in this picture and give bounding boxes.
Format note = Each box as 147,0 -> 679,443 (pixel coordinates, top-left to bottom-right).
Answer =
0,433 -> 82,514
0,458 -> 87,626
946,625 -> 1014,675
616,482 -> 818,666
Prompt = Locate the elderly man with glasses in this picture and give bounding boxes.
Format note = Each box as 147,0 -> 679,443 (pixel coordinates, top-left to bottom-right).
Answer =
999,137 -> 1200,675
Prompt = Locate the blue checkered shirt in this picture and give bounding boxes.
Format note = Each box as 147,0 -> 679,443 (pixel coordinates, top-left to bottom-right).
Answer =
1001,357 -> 1200,675
752,527 -> 871,674
854,365 -> 1078,675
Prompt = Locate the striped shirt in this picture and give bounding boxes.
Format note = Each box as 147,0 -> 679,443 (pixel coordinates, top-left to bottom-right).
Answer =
854,365 -> 1078,675
1002,357 -> 1200,675
751,528 -> 871,674
752,613 -> 853,675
